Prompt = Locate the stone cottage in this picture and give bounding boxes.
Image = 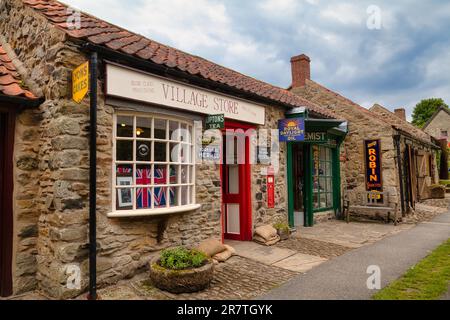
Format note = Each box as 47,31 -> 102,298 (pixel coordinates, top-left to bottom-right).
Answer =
289,54 -> 439,219
0,0 -> 341,298
423,106 -> 450,146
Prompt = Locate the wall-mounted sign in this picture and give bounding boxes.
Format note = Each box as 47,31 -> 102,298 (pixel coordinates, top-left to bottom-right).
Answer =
278,118 -> 305,142
72,61 -> 89,103
364,140 -> 383,191
205,114 -> 225,130
106,63 -> 265,125
267,175 -> 275,209
305,132 -> 327,143
257,147 -> 271,164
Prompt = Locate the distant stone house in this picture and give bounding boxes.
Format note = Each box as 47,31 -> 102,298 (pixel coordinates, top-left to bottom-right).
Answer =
423,106 -> 450,147
289,54 -> 439,219
0,0 -> 343,299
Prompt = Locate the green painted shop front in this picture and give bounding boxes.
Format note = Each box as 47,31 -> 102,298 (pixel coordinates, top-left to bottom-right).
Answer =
284,111 -> 347,228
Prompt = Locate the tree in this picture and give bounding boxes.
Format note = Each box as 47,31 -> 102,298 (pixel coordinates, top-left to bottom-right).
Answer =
412,98 -> 449,128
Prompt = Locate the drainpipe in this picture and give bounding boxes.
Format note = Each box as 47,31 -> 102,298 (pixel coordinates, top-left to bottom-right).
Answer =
394,134 -> 405,217
88,51 -> 98,300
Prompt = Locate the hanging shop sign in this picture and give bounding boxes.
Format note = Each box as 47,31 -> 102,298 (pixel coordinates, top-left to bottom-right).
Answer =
278,118 -> 305,142
205,114 -> 225,130
364,140 -> 383,191
72,61 -> 89,103
106,63 -> 265,125
267,175 -> 275,209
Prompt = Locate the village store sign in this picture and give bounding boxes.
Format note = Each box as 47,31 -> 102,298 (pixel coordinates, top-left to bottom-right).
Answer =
106,63 -> 265,125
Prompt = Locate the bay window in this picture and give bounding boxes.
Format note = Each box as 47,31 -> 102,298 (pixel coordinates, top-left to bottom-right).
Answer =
112,113 -> 196,216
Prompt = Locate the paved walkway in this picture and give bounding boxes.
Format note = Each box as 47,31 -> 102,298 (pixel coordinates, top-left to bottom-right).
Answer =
260,211 -> 450,300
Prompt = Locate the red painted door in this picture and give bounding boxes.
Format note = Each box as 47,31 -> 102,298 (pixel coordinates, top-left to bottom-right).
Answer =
0,109 -> 14,297
221,122 -> 253,241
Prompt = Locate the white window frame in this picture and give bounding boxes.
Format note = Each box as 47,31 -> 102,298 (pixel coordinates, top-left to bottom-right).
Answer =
108,111 -> 200,218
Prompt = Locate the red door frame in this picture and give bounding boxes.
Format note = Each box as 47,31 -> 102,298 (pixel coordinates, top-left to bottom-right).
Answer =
0,106 -> 15,297
221,121 -> 254,241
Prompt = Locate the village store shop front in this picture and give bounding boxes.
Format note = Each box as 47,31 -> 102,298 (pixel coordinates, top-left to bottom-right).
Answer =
281,109 -> 347,228
105,62 -> 270,242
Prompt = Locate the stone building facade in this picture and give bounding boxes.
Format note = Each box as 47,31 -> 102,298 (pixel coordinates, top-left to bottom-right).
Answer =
0,0 -> 338,298
423,107 -> 450,146
289,54 -> 439,217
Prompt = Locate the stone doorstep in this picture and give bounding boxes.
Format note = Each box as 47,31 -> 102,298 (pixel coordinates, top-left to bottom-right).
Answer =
225,240 -> 330,274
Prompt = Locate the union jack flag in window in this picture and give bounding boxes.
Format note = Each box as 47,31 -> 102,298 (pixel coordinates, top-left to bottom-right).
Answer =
136,167 -> 177,209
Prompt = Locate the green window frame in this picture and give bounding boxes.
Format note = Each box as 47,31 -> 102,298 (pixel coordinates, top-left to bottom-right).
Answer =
312,145 -> 333,211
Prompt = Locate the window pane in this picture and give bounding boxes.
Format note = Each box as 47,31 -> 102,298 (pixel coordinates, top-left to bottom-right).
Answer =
136,187 -> 151,209
319,177 -> 326,193
313,193 -> 319,209
136,165 -> 152,186
154,165 -> 167,185
117,116 -> 133,137
170,143 -> 180,162
154,119 -> 167,139
136,141 -> 151,162
181,165 -> 188,184
180,123 -> 188,142
181,186 -> 189,206
117,188 -> 133,210
327,178 -> 332,192
169,121 -> 179,141
116,140 -> 133,161
189,166 -> 194,184
169,187 -> 178,207
154,187 -> 168,208
154,142 -> 167,162
181,144 -> 191,164
320,193 -> 327,209
327,193 -> 333,208
136,117 -> 151,138
116,164 -> 133,181
170,165 -> 179,185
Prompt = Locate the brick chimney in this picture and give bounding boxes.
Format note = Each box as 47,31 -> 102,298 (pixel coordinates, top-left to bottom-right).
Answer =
291,54 -> 310,88
394,108 -> 406,121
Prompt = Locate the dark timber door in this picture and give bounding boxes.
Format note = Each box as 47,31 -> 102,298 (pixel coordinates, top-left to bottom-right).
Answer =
0,109 -> 14,297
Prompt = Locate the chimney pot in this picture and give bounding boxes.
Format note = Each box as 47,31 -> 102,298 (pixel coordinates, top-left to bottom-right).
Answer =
291,54 -> 310,88
394,108 -> 407,121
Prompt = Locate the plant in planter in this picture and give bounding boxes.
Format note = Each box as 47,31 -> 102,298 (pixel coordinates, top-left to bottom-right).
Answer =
273,220 -> 290,241
149,247 -> 214,294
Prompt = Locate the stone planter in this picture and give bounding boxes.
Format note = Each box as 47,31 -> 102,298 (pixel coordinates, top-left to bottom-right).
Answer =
148,257 -> 215,294
277,229 -> 290,241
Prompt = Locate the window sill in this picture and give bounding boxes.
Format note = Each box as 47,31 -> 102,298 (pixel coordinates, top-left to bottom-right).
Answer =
107,204 -> 201,218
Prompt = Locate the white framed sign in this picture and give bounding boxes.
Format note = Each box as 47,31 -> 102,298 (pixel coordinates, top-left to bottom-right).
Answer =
106,63 -> 266,125
117,177 -> 133,208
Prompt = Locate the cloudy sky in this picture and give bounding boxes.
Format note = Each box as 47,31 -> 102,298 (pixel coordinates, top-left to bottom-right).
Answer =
63,0 -> 450,120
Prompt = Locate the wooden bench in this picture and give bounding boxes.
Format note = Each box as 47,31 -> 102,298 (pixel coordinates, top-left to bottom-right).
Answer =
343,191 -> 399,226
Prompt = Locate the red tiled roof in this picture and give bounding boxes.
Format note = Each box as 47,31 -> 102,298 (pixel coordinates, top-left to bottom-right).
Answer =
21,0 -> 338,119
0,45 -> 38,99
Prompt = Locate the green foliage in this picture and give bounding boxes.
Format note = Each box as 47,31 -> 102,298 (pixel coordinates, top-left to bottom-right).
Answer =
273,220 -> 290,233
159,247 -> 207,270
412,98 -> 449,128
373,239 -> 450,300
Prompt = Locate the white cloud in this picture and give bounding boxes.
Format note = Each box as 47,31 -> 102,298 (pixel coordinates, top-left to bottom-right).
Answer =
320,3 -> 364,25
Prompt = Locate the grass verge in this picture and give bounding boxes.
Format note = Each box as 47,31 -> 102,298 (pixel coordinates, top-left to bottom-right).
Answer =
373,239 -> 450,300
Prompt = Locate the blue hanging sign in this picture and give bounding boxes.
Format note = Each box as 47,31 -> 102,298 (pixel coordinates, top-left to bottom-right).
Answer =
279,118 -> 305,142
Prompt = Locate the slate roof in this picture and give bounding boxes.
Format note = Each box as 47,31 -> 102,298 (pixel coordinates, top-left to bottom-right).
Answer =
0,44 -> 38,100
21,0 -> 338,119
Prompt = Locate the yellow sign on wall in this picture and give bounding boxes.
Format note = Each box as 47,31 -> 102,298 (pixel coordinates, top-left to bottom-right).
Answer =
72,61 -> 89,103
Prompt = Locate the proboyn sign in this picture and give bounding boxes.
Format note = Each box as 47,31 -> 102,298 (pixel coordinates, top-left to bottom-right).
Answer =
106,63 -> 266,125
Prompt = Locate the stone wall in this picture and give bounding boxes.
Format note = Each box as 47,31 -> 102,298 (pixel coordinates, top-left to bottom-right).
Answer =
252,106 -> 288,228
291,81 -> 402,211
423,109 -> 450,143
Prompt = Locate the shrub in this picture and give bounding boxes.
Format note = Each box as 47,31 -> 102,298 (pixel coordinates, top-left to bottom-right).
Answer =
273,220 -> 290,233
159,247 -> 208,270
